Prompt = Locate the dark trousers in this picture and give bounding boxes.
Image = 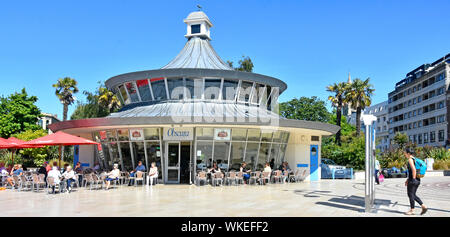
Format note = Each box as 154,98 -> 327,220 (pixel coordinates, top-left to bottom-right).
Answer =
66,178 -> 75,189
407,180 -> 423,209
375,170 -> 379,184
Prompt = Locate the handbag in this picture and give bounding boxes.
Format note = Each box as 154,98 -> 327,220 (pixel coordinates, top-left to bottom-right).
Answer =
379,173 -> 384,183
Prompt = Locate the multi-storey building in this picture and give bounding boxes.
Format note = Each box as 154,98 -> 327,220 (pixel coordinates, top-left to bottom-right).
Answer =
388,53 -> 450,147
364,101 -> 390,152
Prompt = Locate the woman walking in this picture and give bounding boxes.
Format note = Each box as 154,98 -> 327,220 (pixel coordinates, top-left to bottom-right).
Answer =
404,148 -> 427,215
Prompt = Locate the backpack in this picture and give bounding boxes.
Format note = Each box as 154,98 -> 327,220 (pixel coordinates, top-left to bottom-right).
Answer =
413,157 -> 427,178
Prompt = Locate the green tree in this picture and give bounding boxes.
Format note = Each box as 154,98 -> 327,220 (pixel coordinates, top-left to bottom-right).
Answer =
13,129 -> 49,167
280,96 -> 331,122
53,77 -> 79,121
227,55 -> 254,72
0,88 -> 41,138
326,82 -> 349,145
98,85 -> 122,113
71,82 -> 121,120
393,132 -> 408,150
345,78 -> 374,136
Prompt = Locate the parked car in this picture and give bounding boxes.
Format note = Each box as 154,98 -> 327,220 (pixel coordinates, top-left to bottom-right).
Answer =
320,158 -> 353,179
381,167 -> 407,178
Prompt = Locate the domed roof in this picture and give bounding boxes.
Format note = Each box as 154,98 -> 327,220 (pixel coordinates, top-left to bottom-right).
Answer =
186,11 -> 209,21
161,37 -> 232,70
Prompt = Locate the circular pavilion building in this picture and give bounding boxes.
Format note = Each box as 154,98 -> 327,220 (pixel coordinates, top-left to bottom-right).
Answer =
49,11 -> 339,184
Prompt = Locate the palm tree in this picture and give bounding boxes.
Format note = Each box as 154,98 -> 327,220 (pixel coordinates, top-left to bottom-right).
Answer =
98,86 -> 121,113
53,77 -> 79,121
326,82 -> 349,145
345,78 -> 375,136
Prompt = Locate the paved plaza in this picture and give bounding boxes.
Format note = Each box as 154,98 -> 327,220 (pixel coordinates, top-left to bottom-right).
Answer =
1,176 -> 449,217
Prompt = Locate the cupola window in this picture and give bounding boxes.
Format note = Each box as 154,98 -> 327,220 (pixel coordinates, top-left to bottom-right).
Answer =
191,24 -> 201,34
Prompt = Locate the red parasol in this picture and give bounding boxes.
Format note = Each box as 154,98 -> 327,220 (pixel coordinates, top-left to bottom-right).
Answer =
0,137 -> 44,164
22,131 -> 99,167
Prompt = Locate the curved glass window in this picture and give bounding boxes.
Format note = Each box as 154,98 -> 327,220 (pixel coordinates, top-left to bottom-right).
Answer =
257,142 -> 270,170
197,127 -> 214,140
196,141 -> 213,171
185,78 -> 203,99
230,142 -> 246,171
143,128 -> 160,140
146,142 -> 162,178
261,130 -> 273,142
150,78 -> 167,100
238,81 -> 253,103
117,129 -> 129,141
231,128 -> 247,141
247,129 -> 261,142
167,78 -> 184,100
119,142 -> 133,171
106,130 -> 117,142
269,143 -> 280,167
222,80 -> 238,101
251,83 -> 264,104
125,82 -> 140,102
118,85 -> 130,104
245,142 -> 259,169
204,79 -> 221,100
131,142 -> 146,169
136,79 -> 152,101
213,141 -> 230,171
272,130 -> 282,143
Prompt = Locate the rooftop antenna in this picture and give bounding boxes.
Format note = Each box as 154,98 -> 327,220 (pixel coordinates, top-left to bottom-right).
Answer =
197,4 -> 202,11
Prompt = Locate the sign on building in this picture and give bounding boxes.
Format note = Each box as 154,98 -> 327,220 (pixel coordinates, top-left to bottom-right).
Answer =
214,128 -> 231,141
129,129 -> 145,141
163,127 -> 194,141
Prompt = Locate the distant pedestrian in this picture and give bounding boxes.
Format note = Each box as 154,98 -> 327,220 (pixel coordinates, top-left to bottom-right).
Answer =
375,158 -> 381,185
404,148 -> 427,215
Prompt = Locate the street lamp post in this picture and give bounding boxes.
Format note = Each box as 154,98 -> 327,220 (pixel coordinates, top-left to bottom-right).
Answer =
361,114 -> 377,212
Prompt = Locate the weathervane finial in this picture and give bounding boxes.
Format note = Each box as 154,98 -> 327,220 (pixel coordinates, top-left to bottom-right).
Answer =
197,4 -> 202,11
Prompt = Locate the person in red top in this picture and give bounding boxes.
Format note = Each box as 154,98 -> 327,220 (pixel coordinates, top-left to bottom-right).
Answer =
45,162 -> 52,173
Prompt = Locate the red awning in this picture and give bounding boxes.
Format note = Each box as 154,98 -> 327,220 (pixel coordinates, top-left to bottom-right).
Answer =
22,131 -> 100,146
7,137 -> 43,148
0,138 -> 12,149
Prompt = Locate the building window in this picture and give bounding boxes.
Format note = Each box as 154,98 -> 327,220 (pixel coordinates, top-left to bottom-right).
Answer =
204,78 -> 222,100
418,134 -> 422,144
238,81 -> 254,103
430,131 -> 436,143
150,78 -> 167,100
437,72 -> 445,81
423,133 -> 428,143
222,80 -> 239,101
125,82 -> 140,102
191,24 -> 201,34
136,79 -> 152,101
438,130 -> 445,142
438,115 -> 446,123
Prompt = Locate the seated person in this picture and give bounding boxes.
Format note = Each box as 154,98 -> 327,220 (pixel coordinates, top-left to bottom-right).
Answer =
263,162 -> 272,174
262,162 -> 272,184
129,161 -> 146,186
105,164 -> 120,190
93,162 -> 101,173
74,162 -> 83,186
52,162 -> 59,171
240,162 -> 251,184
6,164 -> 23,187
47,166 -> 62,193
61,163 -> 69,174
61,166 -> 76,192
208,162 -> 221,174
147,162 -> 158,185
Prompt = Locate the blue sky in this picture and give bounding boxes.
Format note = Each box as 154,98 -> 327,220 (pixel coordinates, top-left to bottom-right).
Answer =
0,0 -> 449,119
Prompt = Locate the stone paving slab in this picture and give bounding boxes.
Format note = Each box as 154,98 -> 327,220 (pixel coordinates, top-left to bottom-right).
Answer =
0,176 -> 449,217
